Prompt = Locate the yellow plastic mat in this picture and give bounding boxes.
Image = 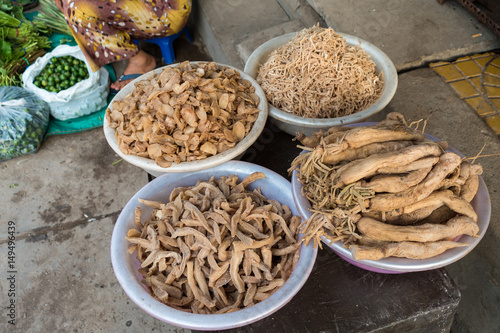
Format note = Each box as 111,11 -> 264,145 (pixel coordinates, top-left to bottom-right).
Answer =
430,53 -> 500,135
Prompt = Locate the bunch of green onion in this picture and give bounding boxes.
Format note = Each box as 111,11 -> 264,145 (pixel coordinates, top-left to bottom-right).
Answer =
34,0 -> 72,36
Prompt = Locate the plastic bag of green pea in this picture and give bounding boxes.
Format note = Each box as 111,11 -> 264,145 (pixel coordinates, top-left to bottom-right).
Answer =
0,86 -> 50,162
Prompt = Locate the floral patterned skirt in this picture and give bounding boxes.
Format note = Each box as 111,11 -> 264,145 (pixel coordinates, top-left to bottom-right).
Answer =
56,0 -> 191,71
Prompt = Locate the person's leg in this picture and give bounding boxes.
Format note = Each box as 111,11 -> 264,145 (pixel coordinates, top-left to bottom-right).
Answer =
110,49 -> 156,91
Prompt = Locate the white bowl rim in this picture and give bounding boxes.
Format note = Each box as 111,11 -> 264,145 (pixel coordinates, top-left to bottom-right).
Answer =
103,61 -> 269,173
110,160 -> 318,330
290,123 -> 491,273
244,31 -> 398,127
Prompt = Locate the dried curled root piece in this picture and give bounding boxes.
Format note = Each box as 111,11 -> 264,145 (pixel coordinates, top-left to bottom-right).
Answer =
126,173 -> 302,313
356,215 -> 479,243
350,241 -> 468,261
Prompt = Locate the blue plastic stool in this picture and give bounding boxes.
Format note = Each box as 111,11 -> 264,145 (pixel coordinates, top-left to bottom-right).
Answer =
133,26 -> 193,65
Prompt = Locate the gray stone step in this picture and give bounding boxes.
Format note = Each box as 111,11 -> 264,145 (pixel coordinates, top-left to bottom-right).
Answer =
192,0 -> 500,72
306,0 -> 500,71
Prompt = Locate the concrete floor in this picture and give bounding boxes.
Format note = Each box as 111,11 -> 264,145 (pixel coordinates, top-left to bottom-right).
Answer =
1,1 -> 499,332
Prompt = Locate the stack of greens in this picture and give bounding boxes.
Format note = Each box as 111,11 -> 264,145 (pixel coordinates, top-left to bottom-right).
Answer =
0,0 -> 51,87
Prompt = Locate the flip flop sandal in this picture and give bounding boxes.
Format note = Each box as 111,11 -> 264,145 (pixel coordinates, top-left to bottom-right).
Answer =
109,73 -> 144,95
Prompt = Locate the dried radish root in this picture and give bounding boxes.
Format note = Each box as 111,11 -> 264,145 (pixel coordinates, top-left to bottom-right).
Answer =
296,126 -> 351,148
333,143 -> 442,188
322,140 -> 413,165
356,215 -> 479,243
362,189 -> 477,225
126,173 -> 302,313
368,152 -> 463,211
296,112 -> 411,148
350,240 -> 468,261
362,166 -> 432,193
376,156 -> 439,174
257,25 -> 383,118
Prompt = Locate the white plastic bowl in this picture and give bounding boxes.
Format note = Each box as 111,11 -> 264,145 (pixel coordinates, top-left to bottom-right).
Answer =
244,32 -> 398,137
103,62 -> 268,177
290,124 -> 491,274
110,160 -> 318,330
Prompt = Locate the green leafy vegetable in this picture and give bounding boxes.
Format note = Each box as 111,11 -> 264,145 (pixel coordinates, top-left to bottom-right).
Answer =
0,1 -> 51,86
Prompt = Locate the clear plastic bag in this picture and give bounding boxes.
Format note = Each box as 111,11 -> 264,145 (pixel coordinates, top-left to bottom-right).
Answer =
22,45 -> 109,121
0,86 -> 50,162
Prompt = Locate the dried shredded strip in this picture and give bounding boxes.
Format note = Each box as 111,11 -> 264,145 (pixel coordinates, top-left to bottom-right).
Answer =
257,26 -> 383,118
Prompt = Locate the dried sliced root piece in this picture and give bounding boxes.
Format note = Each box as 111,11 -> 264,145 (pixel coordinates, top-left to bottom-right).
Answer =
232,172 -> 265,193
322,140 -> 414,165
333,143 -> 442,188
186,261 -> 216,309
365,188 -> 478,225
243,283 -> 258,307
376,156 -> 439,174
357,215 -> 479,243
229,247 -> 246,293
171,227 -> 217,252
339,127 -> 426,150
350,240 -> 468,260
369,152 -> 462,211
363,166 -> 432,193
460,174 -> 481,202
149,275 -> 183,300
400,190 -> 477,222
296,126 -> 351,148
271,242 -> 302,256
